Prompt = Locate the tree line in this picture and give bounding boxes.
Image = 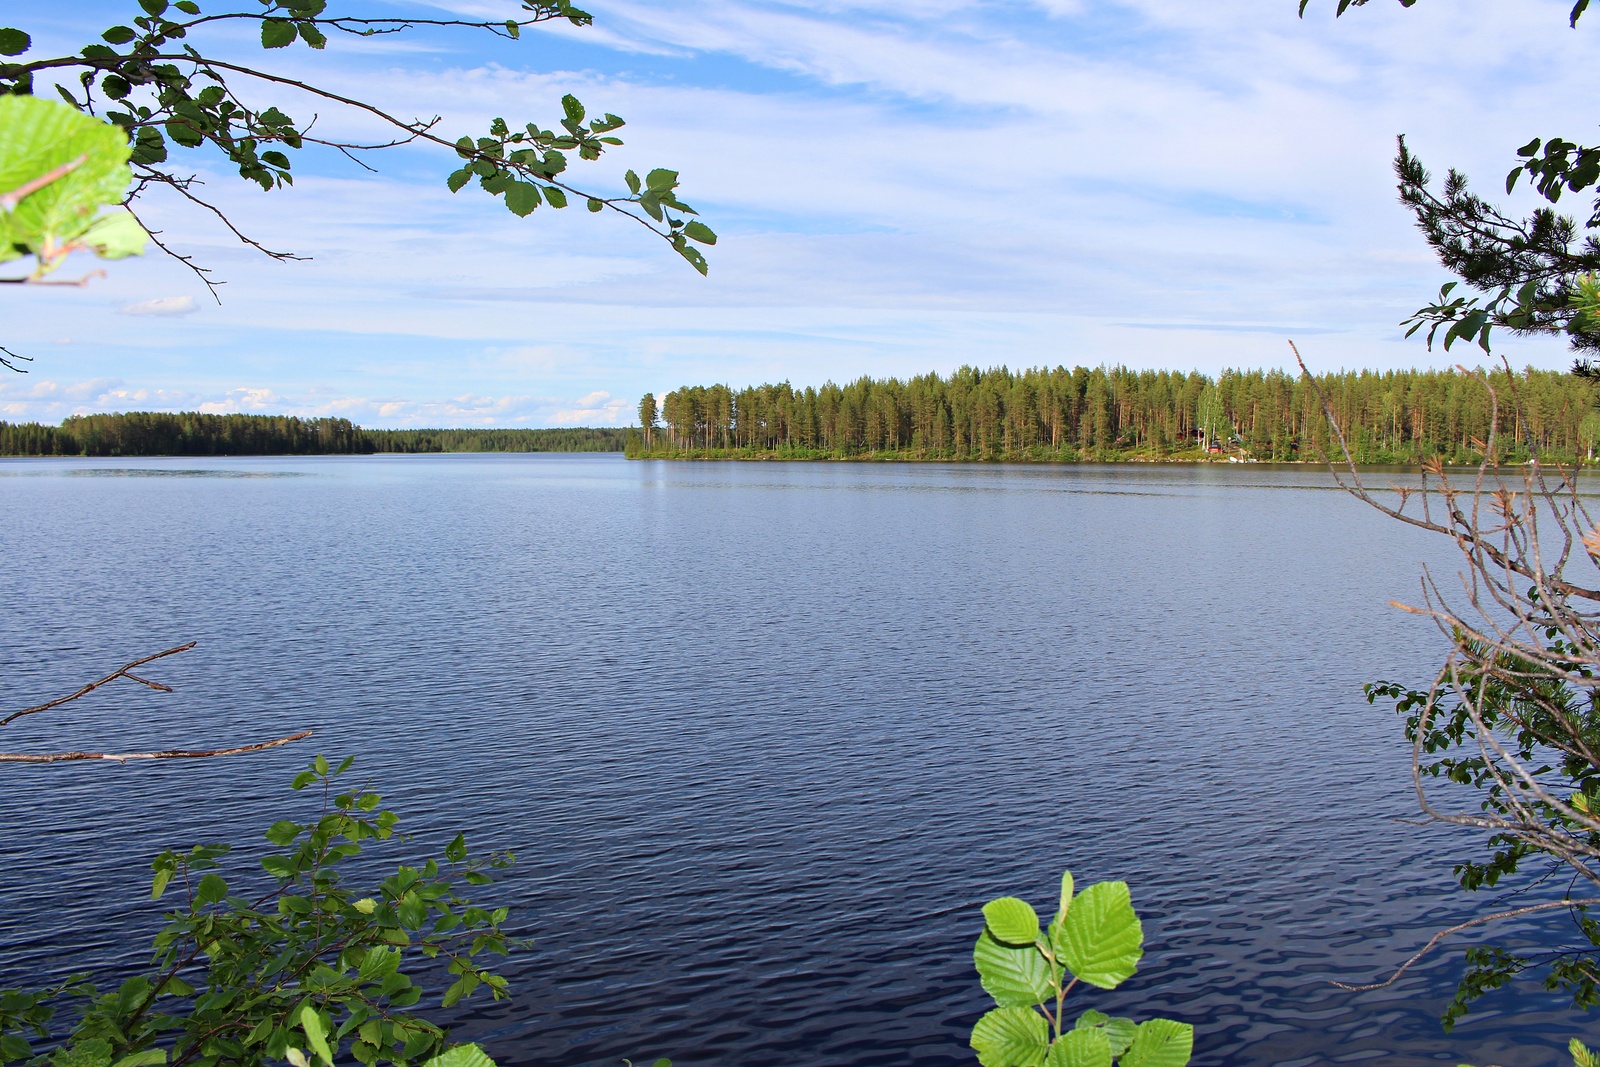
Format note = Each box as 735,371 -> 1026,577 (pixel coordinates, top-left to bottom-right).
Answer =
631,364 -> 1600,463
0,412 -> 627,457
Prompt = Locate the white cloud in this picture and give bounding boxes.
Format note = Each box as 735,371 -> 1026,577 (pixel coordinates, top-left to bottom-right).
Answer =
2,0 -> 1591,424
118,295 -> 199,317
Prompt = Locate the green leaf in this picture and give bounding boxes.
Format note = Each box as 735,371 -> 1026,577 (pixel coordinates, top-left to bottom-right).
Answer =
974,931 -> 1053,1008
505,20 -> 520,38
675,239 -> 707,275
298,23 -> 327,49
138,0 -> 170,15
586,198 -> 603,212
984,897 -> 1042,945
445,833 -> 468,864
164,117 -> 204,148
0,28 -> 31,56
79,211 -> 147,259
397,891 -> 427,929
423,1045 -> 495,1067
1054,881 -> 1143,990
1118,1019 -> 1193,1067
261,18 -> 295,48
194,872 -> 228,906
265,820 -> 301,846
624,169 -> 641,194
503,181 -> 540,217
683,220 -> 716,245
102,26 -> 138,45
300,1009 -> 334,1067
971,1007 -> 1049,1067
151,868 -> 173,900
1047,1028 -> 1112,1067
446,168 -> 471,193
0,97 -> 138,271
110,1051 -> 167,1067
175,1 -> 201,12
645,167 -> 678,191
561,94 -> 585,125
53,1040 -> 113,1067
542,185 -> 567,209
440,974 -> 478,1008
313,754 -> 330,775
1058,870 -> 1075,921
1073,1012 -> 1136,1057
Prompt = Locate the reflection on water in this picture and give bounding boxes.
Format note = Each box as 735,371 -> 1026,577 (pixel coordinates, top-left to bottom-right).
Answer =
0,455 -> 1585,1065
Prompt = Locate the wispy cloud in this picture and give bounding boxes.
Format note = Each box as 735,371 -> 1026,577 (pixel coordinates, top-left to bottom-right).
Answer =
118,295 -> 199,316
2,0 -> 1586,425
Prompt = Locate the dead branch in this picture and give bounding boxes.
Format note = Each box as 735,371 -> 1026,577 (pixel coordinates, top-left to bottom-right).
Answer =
1331,897 -> 1600,991
1292,337 -> 1600,999
0,345 -> 30,373
2,642 -> 311,765
1,642 -> 196,727
0,731 -> 313,764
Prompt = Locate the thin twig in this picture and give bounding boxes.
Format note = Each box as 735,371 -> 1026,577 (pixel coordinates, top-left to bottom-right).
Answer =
1,642 -> 197,727
1331,898 -> 1600,991
0,345 -> 30,373
0,154 -> 88,212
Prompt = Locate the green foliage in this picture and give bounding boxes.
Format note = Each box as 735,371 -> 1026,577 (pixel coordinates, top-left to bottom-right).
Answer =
0,413 -> 631,457
630,364 -> 1600,465
1300,1 -> 1598,356
0,3 -> 714,274
969,869 -> 1191,1067
0,756 -> 519,1067
1460,1036 -> 1599,1067
0,95 -> 145,279
1368,632 -> 1600,1027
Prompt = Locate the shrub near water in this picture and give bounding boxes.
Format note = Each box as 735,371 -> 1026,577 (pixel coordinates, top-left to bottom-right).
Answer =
971,870 -> 1192,1067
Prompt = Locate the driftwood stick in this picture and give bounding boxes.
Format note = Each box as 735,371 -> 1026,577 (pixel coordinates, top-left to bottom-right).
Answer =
0,730 -> 314,764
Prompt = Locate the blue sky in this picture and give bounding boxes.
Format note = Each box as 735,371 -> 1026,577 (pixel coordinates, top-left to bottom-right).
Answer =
1,0 -> 1595,427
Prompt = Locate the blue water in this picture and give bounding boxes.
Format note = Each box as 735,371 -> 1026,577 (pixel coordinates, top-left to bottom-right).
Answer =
0,455 -> 1586,1065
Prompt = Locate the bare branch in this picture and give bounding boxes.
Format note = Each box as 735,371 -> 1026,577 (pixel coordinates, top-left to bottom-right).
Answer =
1332,897 -> 1600,991
0,153 -> 88,212
0,731 -> 314,765
121,201 -> 225,305
2,643 -> 312,765
1,642 -> 197,728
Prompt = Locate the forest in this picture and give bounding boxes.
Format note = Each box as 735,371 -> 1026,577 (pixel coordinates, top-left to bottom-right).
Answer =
0,412 -> 627,457
631,364 -> 1600,464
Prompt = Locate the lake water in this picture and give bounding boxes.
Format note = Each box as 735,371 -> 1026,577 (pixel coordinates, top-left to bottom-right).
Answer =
0,454 -> 1588,1066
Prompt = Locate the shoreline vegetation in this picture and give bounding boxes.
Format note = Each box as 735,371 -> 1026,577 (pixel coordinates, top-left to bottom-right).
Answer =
629,364 -> 1600,465
6,363 -> 1598,465
0,413 -> 628,457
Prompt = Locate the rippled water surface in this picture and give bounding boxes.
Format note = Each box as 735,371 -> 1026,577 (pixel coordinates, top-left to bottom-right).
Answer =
0,455 -> 1588,1065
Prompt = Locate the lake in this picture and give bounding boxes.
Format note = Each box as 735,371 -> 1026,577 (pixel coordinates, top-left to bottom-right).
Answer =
0,454 -> 1585,1065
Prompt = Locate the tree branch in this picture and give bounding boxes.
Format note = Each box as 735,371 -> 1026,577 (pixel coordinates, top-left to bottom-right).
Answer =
1330,897 -> 1600,992
1,641 -> 196,727
2,642 -> 312,765
0,731 -> 314,764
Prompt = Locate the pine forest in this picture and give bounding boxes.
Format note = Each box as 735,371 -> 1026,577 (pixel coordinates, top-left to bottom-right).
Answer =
631,364 -> 1600,464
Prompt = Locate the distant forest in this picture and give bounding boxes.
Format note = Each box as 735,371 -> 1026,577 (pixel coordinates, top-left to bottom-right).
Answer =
631,365 -> 1600,464
0,412 -> 627,457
